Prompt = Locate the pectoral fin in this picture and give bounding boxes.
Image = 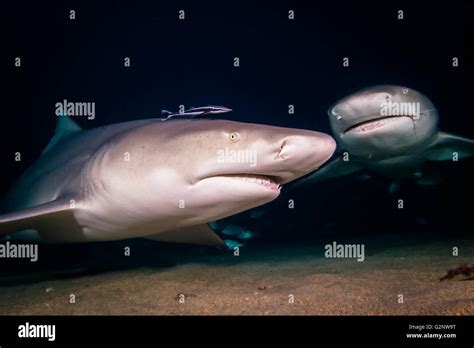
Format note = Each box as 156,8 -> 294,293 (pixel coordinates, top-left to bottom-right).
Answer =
0,196 -> 78,237
144,224 -> 226,248
425,132 -> 474,161
298,156 -> 362,185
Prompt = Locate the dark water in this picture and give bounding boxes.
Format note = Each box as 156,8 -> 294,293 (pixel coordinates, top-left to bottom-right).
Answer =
1,0 -> 473,277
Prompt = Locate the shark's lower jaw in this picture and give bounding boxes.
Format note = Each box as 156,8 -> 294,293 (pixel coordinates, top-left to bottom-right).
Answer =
344,115 -> 413,135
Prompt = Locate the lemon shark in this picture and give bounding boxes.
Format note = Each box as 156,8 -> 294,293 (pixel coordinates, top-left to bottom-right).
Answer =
300,85 -> 474,187
0,116 -> 335,247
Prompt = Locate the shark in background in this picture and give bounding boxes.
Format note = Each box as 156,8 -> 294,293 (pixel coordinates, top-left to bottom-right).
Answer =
0,115 -> 335,247
299,85 -> 474,191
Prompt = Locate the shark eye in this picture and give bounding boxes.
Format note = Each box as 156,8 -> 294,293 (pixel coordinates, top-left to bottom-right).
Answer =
337,116 -> 343,121
229,132 -> 240,142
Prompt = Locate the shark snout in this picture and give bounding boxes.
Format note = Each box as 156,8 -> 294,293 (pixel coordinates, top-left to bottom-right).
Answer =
274,132 -> 336,183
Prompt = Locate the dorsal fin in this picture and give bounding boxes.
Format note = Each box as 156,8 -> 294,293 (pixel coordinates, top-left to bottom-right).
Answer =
41,116 -> 82,156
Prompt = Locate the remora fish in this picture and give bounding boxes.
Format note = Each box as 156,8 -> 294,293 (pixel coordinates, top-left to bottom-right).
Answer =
0,117 -> 335,246
300,85 -> 474,186
161,105 -> 232,120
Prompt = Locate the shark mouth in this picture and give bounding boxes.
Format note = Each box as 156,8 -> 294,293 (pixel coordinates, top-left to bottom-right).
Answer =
220,174 -> 282,191
344,115 -> 414,134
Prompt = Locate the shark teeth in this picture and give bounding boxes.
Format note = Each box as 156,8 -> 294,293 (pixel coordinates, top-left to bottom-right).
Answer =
345,115 -> 411,134
228,174 -> 281,190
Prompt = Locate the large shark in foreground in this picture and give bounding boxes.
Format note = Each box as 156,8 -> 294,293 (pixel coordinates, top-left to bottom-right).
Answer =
0,116 -> 335,247
300,85 -> 474,188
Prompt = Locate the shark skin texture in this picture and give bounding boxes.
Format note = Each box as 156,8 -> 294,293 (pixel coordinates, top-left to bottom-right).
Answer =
0,116 -> 335,247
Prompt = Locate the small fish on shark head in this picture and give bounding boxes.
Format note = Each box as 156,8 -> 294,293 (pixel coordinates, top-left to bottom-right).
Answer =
161,105 -> 233,120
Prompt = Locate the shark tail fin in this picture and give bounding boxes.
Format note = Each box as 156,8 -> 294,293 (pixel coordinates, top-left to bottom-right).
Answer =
41,116 -> 83,156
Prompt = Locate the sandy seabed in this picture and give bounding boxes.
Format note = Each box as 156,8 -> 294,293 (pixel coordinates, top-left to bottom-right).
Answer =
0,240 -> 472,315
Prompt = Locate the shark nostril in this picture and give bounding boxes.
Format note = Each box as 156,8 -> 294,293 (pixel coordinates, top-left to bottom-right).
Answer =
276,139 -> 288,159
